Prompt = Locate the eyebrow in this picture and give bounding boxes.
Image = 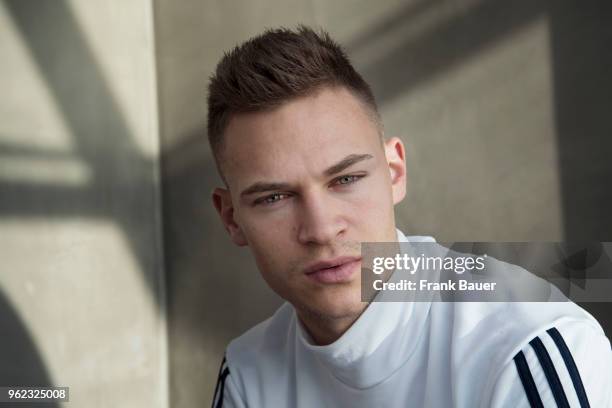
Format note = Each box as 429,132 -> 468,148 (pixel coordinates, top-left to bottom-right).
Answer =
241,181 -> 293,197
323,153 -> 373,177
240,153 -> 374,197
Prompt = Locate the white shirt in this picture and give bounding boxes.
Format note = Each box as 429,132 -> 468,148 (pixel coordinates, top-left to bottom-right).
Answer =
212,229 -> 612,407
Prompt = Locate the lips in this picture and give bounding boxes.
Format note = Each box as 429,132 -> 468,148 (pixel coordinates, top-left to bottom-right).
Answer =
304,256 -> 362,284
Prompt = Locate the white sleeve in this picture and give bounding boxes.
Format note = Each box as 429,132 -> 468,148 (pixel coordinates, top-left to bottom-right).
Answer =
489,320 -> 612,408
211,355 -> 247,408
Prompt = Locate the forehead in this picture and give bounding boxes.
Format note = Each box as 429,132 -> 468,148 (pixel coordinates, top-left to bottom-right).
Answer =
221,87 -> 381,189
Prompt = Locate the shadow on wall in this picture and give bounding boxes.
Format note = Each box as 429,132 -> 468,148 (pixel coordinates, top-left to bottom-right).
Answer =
549,1 -> 612,334
1,0 -> 161,302
349,0 -> 547,106
0,0 -> 162,397
0,291 -> 58,408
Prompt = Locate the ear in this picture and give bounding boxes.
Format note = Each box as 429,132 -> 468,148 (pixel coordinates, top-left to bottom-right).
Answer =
383,137 -> 407,204
212,187 -> 248,246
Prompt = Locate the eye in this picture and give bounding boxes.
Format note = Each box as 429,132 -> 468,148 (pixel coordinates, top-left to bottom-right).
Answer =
254,193 -> 290,206
333,174 -> 364,186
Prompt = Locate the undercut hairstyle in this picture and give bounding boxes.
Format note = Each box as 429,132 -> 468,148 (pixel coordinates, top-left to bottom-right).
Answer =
207,25 -> 382,176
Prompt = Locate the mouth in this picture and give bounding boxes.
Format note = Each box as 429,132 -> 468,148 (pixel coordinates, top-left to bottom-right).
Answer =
304,256 -> 362,284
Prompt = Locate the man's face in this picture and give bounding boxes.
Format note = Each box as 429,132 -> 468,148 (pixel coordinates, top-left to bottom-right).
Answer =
213,86 -> 406,321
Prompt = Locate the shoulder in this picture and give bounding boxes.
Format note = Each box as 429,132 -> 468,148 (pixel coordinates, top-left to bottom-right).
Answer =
226,301 -> 295,364
488,311 -> 611,407
442,300 -> 609,407
221,302 -> 295,398
212,302 -> 296,407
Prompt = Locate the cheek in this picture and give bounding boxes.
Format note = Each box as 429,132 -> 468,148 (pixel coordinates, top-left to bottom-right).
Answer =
353,174 -> 393,212
355,196 -> 394,228
347,176 -> 395,235
241,217 -> 296,273
241,209 -> 295,245
247,235 -> 302,302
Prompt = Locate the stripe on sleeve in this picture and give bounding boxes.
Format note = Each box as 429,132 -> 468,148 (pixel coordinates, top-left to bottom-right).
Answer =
529,336 -> 571,408
211,356 -> 229,408
514,350 -> 545,408
214,367 -> 230,408
547,327 -> 591,408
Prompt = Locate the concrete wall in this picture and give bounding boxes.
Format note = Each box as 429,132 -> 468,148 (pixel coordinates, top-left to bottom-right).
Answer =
0,1 -> 166,407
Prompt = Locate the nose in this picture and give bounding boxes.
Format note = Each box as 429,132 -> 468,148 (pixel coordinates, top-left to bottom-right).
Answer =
297,190 -> 346,246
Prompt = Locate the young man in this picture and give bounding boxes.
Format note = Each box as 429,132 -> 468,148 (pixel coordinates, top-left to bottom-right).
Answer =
208,26 -> 611,407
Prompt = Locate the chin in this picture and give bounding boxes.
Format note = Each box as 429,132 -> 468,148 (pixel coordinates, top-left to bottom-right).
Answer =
301,291 -> 367,321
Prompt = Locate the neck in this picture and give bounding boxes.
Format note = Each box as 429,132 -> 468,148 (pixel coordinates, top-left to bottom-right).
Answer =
297,303 -> 369,345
